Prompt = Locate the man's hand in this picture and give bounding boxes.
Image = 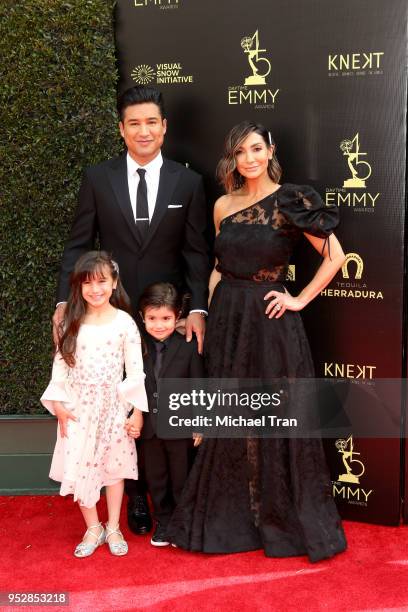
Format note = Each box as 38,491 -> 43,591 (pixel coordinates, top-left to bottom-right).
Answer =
192,433 -> 203,447
52,303 -> 67,344
185,312 -> 206,354
175,318 -> 186,335
53,401 -> 77,438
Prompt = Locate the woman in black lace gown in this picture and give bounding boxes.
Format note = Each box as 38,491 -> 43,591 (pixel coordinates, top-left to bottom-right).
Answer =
167,121 -> 347,562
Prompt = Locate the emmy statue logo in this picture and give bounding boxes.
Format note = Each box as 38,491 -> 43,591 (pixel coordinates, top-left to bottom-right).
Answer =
335,436 -> 365,484
340,133 -> 372,188
341,252 -> 364,280
241,30 -> 271,86
286,265 -> 296,282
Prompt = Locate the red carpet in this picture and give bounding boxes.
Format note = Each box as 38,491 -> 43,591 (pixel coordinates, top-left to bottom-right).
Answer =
1,495 -> 408,611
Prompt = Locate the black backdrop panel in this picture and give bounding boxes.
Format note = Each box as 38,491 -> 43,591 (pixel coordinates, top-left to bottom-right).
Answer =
115,0 -> 408,524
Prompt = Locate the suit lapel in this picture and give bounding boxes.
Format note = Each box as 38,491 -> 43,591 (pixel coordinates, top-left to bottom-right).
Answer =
145,343 -> 156,381
160,333 -> 183,378
106,154 -> 141,246
139,160 -> 180,253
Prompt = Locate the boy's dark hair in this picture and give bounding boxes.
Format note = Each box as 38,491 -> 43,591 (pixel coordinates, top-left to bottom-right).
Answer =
117,86 -> 166,121
139,282 -> 189,318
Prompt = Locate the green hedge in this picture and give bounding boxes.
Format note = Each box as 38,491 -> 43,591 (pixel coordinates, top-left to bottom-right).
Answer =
0,1 -> 121,414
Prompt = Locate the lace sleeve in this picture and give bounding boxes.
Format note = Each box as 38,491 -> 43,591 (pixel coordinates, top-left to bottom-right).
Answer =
278,184 -> 339,238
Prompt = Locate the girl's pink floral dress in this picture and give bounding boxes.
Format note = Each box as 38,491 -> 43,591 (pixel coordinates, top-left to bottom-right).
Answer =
41,310 -> 148,507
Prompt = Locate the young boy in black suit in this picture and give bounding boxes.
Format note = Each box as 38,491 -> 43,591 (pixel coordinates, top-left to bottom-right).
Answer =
128,282 -> 204,546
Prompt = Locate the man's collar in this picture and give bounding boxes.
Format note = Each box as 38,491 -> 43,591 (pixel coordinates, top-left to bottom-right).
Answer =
126,151 -> 163,175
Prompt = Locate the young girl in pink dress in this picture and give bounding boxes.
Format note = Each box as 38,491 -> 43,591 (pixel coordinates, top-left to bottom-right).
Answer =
41,251 -> 148,558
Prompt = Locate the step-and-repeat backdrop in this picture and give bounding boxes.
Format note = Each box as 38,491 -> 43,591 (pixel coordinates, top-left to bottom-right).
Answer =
115,0 -> 408,524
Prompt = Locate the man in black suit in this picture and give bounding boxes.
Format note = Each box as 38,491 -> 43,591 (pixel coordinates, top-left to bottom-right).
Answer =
52,86 -> 209,535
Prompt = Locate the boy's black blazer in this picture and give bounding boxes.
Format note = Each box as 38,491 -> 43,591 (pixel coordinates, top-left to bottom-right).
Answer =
142,332 -> 205,440
56,154 -> 209,311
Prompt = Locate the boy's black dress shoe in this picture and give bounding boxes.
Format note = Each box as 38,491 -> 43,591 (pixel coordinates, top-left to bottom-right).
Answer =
127,495 -> 152,535
150,523 -> 170,547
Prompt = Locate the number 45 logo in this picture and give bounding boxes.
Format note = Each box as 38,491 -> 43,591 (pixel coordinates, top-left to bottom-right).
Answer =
339,133 -> 372,188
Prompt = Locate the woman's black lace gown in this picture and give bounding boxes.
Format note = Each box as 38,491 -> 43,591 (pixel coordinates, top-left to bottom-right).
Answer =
167,184 -> 347,562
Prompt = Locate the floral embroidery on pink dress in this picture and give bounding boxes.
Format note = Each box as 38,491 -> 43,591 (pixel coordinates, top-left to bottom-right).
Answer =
41,310 -> 148,508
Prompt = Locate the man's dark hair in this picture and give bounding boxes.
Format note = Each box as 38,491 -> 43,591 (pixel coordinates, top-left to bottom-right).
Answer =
117,86 -> 166,121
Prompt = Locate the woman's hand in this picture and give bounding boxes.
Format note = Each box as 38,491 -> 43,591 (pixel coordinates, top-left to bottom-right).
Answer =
53,400 -> 77,438
264,234 -> 346,319
264,288 -> 306,319
125,409 -> 143,439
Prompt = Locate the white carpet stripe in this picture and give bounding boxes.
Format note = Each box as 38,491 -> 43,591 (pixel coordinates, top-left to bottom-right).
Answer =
69,567 -> 325,610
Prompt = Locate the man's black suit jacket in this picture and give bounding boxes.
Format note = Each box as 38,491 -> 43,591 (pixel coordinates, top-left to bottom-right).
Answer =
57,153 -> 209,311
142,332 -> 205,440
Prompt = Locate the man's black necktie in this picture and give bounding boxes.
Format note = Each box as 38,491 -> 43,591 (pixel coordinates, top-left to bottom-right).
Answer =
154,341 -> 166,381
136,168 -> 149,241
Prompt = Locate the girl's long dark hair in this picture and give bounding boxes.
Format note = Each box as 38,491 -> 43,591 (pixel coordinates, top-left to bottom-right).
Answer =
58,251 -> 131,367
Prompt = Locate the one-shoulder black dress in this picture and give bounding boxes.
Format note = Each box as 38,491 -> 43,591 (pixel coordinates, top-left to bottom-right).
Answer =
167,184 -> 347,562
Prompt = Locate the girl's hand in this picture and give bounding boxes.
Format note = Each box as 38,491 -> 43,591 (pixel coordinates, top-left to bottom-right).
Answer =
192,433 -> 203,447
126,409 -> 143,439
264,288 -> 306,319
53,401 -> 76,438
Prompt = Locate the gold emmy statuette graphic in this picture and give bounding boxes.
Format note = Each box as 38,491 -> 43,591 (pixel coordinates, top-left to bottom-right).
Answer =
340,133 -> 372,188
286,265 -> 296,282
341,252 -> 364,280
240,30 -> 271,86
335,436 -> 365,484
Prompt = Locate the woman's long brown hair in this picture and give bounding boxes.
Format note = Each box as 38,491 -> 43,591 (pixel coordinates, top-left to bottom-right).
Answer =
216,121 -> 282,193
57,251 -> 131,367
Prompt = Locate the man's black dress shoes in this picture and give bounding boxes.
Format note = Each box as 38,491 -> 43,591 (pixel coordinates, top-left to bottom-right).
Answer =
127,494 -> 153,535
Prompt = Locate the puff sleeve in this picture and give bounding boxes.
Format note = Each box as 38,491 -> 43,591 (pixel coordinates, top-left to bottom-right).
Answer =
117,318 -> 149,412
278,184 -> 339,238
40,351 -> 72,415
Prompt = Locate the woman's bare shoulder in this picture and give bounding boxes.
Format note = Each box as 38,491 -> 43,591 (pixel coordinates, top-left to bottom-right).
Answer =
214,194 -> 231,210
214,192 -> 243,213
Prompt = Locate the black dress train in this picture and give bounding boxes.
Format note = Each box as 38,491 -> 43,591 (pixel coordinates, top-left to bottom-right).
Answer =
167,184 -> 347,562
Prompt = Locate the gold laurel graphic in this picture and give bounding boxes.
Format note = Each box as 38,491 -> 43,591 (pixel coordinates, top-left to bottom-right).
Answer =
131,64 -> 156,84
